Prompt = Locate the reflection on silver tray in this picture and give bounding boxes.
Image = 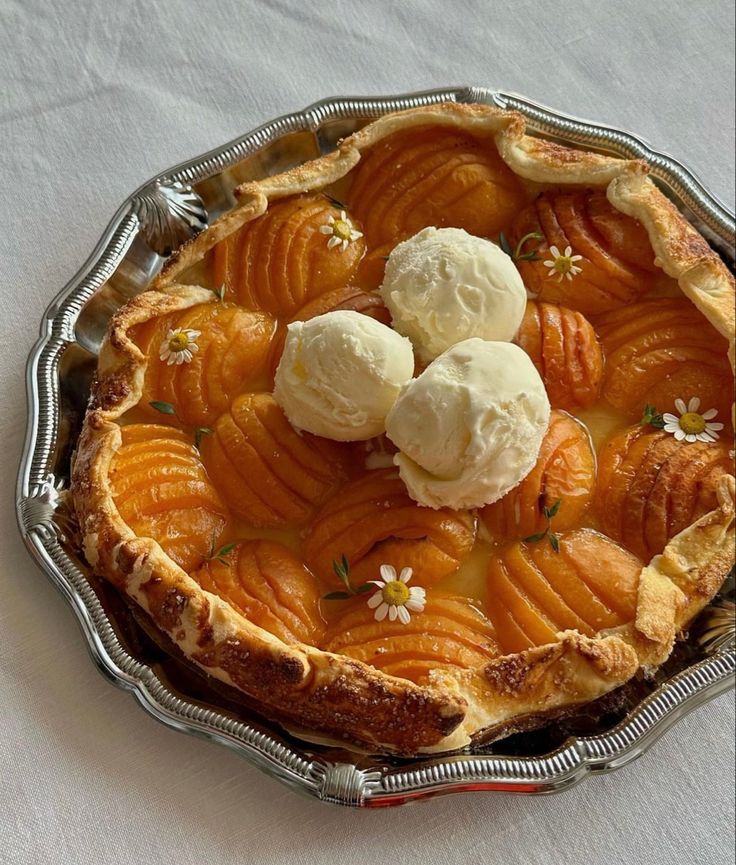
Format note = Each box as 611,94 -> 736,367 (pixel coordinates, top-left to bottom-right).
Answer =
16,87 -> 735,807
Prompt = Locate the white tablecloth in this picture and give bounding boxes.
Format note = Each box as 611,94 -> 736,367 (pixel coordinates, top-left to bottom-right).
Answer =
1,2 -> 734,863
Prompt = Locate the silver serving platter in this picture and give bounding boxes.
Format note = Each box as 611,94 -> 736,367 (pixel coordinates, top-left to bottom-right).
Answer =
16,87 -> 735,807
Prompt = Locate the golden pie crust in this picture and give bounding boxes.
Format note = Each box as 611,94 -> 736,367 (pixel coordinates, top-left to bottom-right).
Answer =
72,103 -> 735,755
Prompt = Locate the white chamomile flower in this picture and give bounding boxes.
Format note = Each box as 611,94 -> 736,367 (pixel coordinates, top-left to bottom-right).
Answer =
662,397 -> 724,443
367,564 -> 426,624
319,210 -> 363,251
159,328 -> 201,365
543,245 -> 583,282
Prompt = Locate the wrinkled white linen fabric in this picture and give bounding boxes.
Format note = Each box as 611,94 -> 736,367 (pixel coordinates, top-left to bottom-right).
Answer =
1,2 -> 734,863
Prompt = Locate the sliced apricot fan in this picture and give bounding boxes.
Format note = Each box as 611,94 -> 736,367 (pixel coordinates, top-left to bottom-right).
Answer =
480,411 -> 596,541
486,530 -> 642,654
303,468 -> 476,588
510,189 -> 658,315
133,302 -> 276,428
211,193 -> 365,318
323,592 -> 498,685
515,301 -> 604,410
347,125 -> 528,248
595,425 -> 734,561
110,424 -> 230,573
199,393 -> 347,527
192,540 -> 325,645
595,298 -> 733,423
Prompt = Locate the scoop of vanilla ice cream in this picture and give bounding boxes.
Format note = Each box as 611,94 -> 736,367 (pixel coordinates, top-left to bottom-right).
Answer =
381,226 -> 527,362
273,310 -> 415,441
385,338 -> 550,509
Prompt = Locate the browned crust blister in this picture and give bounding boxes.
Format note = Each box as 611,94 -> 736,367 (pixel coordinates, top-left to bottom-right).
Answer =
72,102 -> 735,755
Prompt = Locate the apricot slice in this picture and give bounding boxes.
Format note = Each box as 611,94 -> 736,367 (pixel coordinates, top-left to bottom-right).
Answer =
480,411 -> 596,540
199,393 -> 347,527
303,468 -> 476,588
595,298 -> 733,423
515,301 -> 604,410
192,540 -> 325,645
133,302 -> 276,428
211,193 -> 365,317
595,425 -> 734,560
509,190 -> 658,315
486,530 -> 642,654
110,424 -> 230,572
348,126 -> 527,248
323,591 -> 498,684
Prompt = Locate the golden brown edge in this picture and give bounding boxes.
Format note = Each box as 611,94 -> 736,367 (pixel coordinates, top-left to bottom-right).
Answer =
73,102 -> 735,755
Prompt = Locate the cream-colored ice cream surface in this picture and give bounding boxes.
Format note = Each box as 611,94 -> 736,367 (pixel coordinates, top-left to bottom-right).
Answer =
385,338 -> 551,510
273,310 -> 415,441
380,226 -> 527,362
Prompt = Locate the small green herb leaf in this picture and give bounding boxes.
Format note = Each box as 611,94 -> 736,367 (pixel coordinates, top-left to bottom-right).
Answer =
498,232 -> 514,257
149,400 -> 176,415
641,403 -> 665,429
548,532 -> 560,553
323,590 -> 353,600
355,583 -> 374,594
326,194 -> 347,211
205,540 -> 237,565
523,531 -> 548,543
194,427 -> 214,449
543,499 -> 562,519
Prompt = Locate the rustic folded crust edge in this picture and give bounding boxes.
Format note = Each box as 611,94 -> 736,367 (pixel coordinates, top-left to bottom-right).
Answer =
72,102 -> 736,755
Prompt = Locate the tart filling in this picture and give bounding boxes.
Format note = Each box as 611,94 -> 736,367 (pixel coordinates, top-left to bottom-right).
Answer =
72,103 -> 735,755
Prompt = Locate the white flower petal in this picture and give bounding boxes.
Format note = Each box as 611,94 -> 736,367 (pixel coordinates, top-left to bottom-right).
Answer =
165,329 -> 176,340
564,272 -> 573,281
340,210 -> 347,221
662,413 -> 679,424
380,564 -> 396,582
696,432 -> 715,443
687,397 -> 701,412
388,604 -> 398,622
399,567 -> 413,584
674,428 -> 686,441
340,239 -> 349,252
405,597 -> 425,613
159,349 -> 170,362
663,423 -> 680,433
327,236 -> 341,249
188,343 -> 199,354
374,603 -> 389,622
548,245 -> 561,258
674,398 -> 687,414
319,224 -> 333,234
368,580 -> 385,588
542,260 -> 555,268
409,586 -> 426,599
186,329 -> 201,338
563,246 -> 573,257
706,422 -> 724,432
367,592 -> 383,609
397,606 -> 411,625
685,433 -> 697,443
570,254 -> 583,262
702,408 -> 718,420
350,229 -> 363,241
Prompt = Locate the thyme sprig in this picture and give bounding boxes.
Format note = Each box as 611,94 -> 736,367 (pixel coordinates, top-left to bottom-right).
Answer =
149,401 -> 212,451
205,533 -> 237,565
322,555 -> 373,600
641,403 -> 665,429
498,231 -> 544,262
523,499 -> 562,553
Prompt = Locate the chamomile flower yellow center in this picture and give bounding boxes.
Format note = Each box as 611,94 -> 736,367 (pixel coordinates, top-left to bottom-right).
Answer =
168,332 -> 190,352
332,219 -> 353,241
552,255 -> 576,276
679,411 -> 706,435
381,580 -> 410,606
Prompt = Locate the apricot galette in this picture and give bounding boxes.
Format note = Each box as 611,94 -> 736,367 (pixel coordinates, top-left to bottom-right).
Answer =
72,103 -> 735,755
